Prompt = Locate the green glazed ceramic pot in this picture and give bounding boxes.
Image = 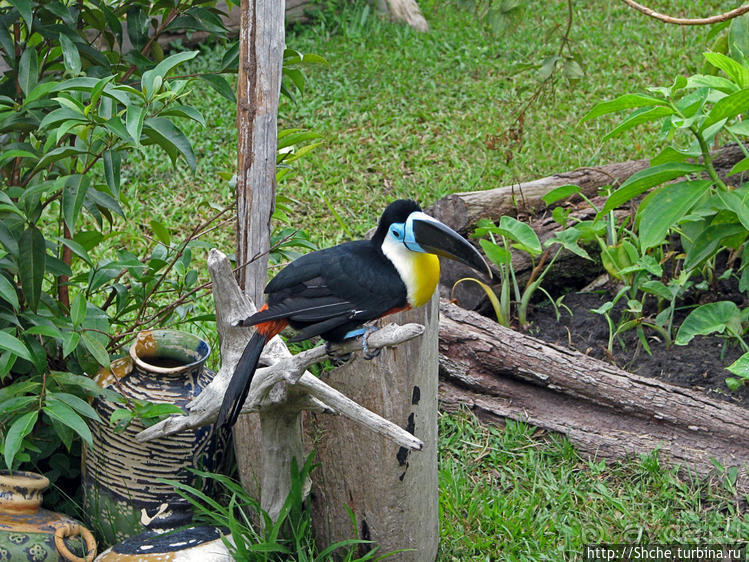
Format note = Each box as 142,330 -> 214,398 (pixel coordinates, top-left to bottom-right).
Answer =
81,330 -> 231,545
0,470 -> 97,561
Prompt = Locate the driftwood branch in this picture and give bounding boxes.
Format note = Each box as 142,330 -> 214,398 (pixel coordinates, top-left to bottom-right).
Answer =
136,250 -> 424,452
438,299 -> 749,492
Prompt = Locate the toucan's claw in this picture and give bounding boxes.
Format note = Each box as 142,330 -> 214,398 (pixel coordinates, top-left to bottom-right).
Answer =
324,341 -> 352,366
361,326 -> 381,360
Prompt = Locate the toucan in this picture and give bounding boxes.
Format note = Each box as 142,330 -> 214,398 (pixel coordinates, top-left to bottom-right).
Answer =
216,199 -> 490,428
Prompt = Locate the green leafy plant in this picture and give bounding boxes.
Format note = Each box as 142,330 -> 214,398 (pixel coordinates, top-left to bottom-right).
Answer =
577,16 -> 749,369
0,0 -> 240,473
459,216 -> 568,328
166,455 -> 397,561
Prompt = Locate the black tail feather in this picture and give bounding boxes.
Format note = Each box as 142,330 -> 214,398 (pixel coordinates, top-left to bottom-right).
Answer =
216,331 -> 268,428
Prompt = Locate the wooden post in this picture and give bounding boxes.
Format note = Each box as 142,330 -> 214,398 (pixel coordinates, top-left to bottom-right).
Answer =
234,0 -> 285,497
235,0 -> 284,304
306,295 -> 440,560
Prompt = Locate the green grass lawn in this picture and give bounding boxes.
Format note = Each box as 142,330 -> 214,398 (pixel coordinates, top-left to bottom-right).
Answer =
119,0 -> 749,558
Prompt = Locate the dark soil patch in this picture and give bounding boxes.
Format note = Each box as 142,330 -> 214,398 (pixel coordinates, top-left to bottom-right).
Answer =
525,287 -> 749,409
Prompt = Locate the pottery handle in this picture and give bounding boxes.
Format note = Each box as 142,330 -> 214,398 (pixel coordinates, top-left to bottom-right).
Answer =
54,523 -> 98,562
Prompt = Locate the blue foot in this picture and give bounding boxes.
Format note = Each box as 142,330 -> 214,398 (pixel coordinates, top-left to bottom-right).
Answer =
344,325 -> 380,360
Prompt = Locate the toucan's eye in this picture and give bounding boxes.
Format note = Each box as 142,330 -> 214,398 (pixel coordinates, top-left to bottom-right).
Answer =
391,228 -> 401,238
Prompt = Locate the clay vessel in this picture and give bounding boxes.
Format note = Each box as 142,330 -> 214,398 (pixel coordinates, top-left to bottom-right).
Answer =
0,470 -> 97,561
82,329 -> 231,545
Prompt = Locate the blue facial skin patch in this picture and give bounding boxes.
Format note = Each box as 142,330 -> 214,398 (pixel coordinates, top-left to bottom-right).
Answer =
403,215 -> 427,253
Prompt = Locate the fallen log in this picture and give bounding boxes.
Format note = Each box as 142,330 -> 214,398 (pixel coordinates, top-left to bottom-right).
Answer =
427,159 -> 649,236
428,143 -> 748,238
437,299 -> 749,492
432,143 -> 749,311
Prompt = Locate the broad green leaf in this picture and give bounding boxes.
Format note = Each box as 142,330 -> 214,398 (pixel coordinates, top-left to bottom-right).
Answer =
684,223 -> 746,271
125,104 -> 146,145
62,332 -> 80,358
580,93 -> 668,122
675,301 -> 743,345
641,280 -> 674,301
25,325 -> 63,339
9,0 -> 33,30
38,107 -> 85,131
49,371 -> 117,401
58,33 -> 81,75
137,403 -> 184,419
109,407 -> 133,428
0,331 -> 31,362
63,174 -> 91,233
141,50 -> 198,96
650,145 -> 701,166
47,392 -> 100,422
547,227 -> 592,260
730,156 -> 749,176
104,117 -> 133,145
52,236 -> 92,265
102,150 -> 121,198
728,120 -> 749,136
159,105 -> 206,127
0,274 -> 19,309
602,106 -> 675,141
34,145 -> 89,170
637,180 -> 711,250
199,74 -> 236,103
18,227 -> 46,312
70,292 -> 86,328
81,331 -> 110,369
479,239 -> 510,266
4,410 -> 38,470
703,51 -> 749,88
600,163 -> 704,216
726,352 -> 749,378
143,118 -> 196,171
18,46 -> 38,95
90,75 -> 116,108
701,88 -> 749,131
714,190 -> 749,231
0,149 -> 38,166
542,184 -> 581,205
150,220 -> 171,246
43,398 -> 93,447
687,73 -> 740,94
498,215 -> 542,256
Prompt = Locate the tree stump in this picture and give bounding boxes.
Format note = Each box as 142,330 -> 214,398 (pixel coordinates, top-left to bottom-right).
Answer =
306,295 -> 440,560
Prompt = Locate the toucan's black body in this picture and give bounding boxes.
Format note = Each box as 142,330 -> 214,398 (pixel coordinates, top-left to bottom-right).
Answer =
216,199 -> 489,428
252,239 -> 407,343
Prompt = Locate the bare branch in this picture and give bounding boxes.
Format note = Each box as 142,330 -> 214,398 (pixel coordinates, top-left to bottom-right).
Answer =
619,0 -> 749,25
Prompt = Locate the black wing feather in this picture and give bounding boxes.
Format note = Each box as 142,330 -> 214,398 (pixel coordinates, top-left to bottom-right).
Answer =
241,240 -> 407,342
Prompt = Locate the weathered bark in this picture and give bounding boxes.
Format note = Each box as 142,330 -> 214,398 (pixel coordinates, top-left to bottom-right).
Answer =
306,295 -> 440,561
438,299 -> 749,492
